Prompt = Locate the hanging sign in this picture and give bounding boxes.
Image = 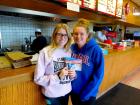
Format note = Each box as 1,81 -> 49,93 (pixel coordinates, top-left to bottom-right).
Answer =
97,0 -> 116,16
56,0 -> 82,5
82,0 -> 96,10
106,0 -> 116,15
116,0 -> 123,17
97,0 -> 108,13
67,2 -> 80,12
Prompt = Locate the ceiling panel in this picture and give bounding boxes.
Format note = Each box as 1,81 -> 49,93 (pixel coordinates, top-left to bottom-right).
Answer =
131,0 -> 140,7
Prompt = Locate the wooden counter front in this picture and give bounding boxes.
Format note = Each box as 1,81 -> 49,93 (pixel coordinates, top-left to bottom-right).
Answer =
0,48 -> 140,105
0,66 -> 34,87
99,48 -> 140,95
0,66 -> 46,105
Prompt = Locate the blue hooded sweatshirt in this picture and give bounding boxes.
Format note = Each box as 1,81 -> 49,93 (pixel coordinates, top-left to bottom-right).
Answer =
71,38 -> 104,101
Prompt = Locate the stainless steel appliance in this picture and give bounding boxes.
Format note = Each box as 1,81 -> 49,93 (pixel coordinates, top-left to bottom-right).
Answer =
0,31 -> 2,49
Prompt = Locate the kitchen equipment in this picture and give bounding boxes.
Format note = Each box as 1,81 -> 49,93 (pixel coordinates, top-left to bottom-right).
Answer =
0,31 -> 2,49
21,37 -> 32,52
30,35 -> 36,44
21,44 -> 28,52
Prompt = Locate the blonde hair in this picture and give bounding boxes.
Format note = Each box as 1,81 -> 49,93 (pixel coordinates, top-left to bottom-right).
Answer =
73,18 -> 90,33
73,18 -> 92,42
48,23 -> 71,56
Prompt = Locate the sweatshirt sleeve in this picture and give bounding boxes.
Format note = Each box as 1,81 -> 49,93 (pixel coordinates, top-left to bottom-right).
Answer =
80,47 -> 104,101
34,50 -> 59,87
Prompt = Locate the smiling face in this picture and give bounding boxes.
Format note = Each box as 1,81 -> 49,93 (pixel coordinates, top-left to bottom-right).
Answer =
55,28 -> 68,48
72,26 -> 89,48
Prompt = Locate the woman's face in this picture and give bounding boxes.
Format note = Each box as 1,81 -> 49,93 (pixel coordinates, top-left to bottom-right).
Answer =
55,28 -> 68,48
73,27 -> 89,48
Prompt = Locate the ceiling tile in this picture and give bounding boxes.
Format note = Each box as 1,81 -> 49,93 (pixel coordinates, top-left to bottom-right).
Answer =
131,0 -> 140,6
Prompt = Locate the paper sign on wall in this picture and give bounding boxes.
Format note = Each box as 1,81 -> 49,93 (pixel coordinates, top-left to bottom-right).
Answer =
67,2 -> 80,12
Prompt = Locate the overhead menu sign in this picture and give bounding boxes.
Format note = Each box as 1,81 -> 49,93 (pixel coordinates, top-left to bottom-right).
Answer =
69,0 -> 82,5
98,0 -> 108,13
57,0 -> 123,17
57,0 -> 82,5
106,0 -> 116,15
67,2 -> 80,12
116,0 -> 123,17
82,0 -> 96,10
98,0 -> 117,16
76,0 -> 82,5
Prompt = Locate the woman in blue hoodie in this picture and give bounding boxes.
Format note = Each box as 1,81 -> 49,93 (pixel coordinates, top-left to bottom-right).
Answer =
71,18 -> 104,105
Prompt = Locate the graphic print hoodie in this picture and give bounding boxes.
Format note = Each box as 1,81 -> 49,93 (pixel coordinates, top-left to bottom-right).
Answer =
71,38 -> 104,101
34,46 -> 72,98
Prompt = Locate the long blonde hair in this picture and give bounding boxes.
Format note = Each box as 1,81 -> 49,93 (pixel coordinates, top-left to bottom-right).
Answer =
48,23 -> 71,56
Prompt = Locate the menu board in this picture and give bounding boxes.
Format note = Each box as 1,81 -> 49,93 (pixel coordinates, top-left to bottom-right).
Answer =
116,0 -> 123,17
98,0 -> 116,16
106,0 -> 116,15
82,0 -> 96,10
57,0 -> 82,5
76,0 -> 82,5
98,0 -> 108,13
57,0 -> 123,17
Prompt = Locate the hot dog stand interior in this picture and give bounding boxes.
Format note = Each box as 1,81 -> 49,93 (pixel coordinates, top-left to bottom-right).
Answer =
0,0 -> 140,105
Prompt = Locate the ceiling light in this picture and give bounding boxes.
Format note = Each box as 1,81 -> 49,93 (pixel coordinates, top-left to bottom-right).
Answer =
133,12 -> 140,16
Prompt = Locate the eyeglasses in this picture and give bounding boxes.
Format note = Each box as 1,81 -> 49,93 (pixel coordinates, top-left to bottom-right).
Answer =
56,33 -> 68,38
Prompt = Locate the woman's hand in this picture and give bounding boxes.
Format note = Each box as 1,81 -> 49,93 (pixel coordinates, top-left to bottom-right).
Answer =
68,70 -> 76,79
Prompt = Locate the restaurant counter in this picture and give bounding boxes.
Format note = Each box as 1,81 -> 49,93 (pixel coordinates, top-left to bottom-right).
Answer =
99,47 -> 140,95
1,48 -> 140,105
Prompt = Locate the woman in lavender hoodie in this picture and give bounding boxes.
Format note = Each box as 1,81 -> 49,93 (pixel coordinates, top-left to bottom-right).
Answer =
34,23 -> 76,105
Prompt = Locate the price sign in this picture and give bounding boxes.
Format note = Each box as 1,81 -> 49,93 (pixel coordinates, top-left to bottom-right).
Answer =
106,0 -> 116,15
98,0 -> 117,16
83,0 -> 96,10
116,0 -> 123,17
97,0 -> 108,13
57,0 -> 82,5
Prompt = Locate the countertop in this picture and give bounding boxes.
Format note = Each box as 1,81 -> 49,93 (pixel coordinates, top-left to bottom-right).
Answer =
0,65 -> 35,87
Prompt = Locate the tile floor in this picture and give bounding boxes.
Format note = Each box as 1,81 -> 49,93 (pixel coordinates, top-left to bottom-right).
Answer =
121,67 -> 140,89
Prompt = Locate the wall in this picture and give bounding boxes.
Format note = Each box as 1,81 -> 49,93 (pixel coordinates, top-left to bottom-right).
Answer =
126,27 -> 140,33
122,0 -> 140,26
0,15 -> 58,50
68,21 -> 94,32
0,14 -> 97,51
